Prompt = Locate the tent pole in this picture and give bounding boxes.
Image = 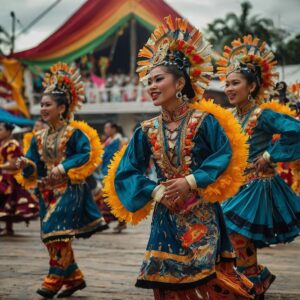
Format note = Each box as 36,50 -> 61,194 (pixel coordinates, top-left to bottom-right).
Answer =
130,17 -> 137,77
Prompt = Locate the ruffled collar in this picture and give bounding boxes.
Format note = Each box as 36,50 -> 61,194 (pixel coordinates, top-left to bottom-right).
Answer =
161,102 -> 190,123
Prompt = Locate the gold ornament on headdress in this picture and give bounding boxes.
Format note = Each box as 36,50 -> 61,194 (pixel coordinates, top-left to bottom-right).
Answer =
217,35 -> 278,103
42,62 -> 85,120
137,15 -> 213,100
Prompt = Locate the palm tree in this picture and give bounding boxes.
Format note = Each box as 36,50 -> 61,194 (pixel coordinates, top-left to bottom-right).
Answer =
206,1 -> 287,53
277,34 -> 300,65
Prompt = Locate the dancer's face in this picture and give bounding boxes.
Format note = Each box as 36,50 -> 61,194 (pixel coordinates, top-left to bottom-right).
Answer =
225,72 -> 256,106
147,66 -> 183,108
0,123 -> 11,142
40,95 -> 65,123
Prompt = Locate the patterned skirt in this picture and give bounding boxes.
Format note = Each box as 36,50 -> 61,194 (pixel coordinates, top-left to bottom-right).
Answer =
136,201 -> 254,299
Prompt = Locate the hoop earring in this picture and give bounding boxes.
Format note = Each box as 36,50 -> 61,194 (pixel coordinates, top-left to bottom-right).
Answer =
59,113 -> 64,121
248,93 -> 254,102
176,91 -> 183,100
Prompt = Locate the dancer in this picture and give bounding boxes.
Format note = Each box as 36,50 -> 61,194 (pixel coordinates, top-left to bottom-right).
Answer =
16,63 -> 108,298
0,122 -> 39,235
217,35 -> 300,299
104,16 -> 254,299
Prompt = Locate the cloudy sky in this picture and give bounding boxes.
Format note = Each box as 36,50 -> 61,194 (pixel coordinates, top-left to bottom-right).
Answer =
0,0 -> 299,52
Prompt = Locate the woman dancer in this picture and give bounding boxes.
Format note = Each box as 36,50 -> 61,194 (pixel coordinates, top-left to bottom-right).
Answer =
104,16 -> 254,299
17,63 -> 108,298
217,35 -> 300,299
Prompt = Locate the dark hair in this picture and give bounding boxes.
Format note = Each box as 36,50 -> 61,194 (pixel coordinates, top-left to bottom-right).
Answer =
0,122 -> 15,132
160,65 -> 195,100
240,67 -> 262,99
105,121 -> 118,131
44,93 -> 70,119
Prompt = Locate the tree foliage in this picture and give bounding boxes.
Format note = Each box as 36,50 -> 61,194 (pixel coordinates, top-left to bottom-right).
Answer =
206,1 -> 299,65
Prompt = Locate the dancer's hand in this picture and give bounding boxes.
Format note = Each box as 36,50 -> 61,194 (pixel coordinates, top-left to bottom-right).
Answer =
15,157 -> 28,169
253,155 -> 270,173
49,166 -> 62,181
160,195 -> 177,213
162,178 -> 190,200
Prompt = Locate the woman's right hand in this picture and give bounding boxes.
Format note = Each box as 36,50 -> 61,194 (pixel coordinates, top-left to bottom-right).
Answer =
160,195 -> 176,213
15,157 -> 28,170
160,195 -> 185,213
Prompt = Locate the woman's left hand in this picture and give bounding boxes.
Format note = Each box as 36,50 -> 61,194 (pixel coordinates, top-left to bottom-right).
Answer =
162,178 -> 190,201
253,155 -> 270,173
49,167 -> 62,181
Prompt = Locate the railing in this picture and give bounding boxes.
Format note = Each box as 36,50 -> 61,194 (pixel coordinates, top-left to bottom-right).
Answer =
28,80 -> 225,115
29,84 -> 161,114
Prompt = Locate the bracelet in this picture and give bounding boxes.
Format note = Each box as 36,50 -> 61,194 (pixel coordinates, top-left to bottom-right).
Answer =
57,164 -> 66,175
185,174 -> 197,190
262,151 -> 271,163
152,185 -> 166,203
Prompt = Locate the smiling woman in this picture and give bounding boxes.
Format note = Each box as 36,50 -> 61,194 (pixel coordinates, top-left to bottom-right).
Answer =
218,35 -> 300,299
16,62 -> 107,298
104,16 -> 254,300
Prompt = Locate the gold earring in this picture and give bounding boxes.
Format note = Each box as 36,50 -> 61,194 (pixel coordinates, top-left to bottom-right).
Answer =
176,91 -> 183,100
248,93 -> 254,102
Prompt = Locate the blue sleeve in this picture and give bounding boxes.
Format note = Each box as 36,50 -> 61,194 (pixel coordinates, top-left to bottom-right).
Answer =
23,137 -> 45,178
114,127 -> 157,212
192,114 -> 232,188
258,109 -> 300,162
62,129 -> 90,171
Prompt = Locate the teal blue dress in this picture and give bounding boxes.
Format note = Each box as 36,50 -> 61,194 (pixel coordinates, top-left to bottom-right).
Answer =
23,124 -> 108,244
222,107 -> 300,248
114,109 -> 238,290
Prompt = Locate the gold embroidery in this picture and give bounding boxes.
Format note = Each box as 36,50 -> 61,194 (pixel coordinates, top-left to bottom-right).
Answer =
143,109 -> 207,179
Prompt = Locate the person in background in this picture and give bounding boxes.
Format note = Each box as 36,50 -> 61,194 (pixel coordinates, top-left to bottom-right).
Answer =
98,121 -> 127,232
0,122 -> 39,235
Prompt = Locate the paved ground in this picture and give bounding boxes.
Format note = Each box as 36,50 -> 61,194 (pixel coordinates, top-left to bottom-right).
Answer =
0,219 -> 299,300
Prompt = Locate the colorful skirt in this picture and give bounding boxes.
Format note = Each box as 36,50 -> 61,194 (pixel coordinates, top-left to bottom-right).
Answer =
37,181 -> 108,244
0,174 -> 39,223
222,174 -> 300,248
135,201 -> 254,298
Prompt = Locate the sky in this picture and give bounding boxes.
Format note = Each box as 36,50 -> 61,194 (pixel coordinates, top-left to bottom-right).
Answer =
0,0 -> 299,53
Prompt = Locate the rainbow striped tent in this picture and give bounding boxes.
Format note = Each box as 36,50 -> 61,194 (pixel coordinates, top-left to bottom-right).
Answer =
13,0 -> 181,71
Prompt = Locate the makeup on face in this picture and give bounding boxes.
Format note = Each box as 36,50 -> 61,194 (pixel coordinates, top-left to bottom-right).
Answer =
225,72 -> 253,106
147,67 -> 178,107
40,95 -> 62,123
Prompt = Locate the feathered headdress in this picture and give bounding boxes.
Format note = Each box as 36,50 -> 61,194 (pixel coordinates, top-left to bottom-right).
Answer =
42,62 -> 85,120
217,35 -> 278,103
137,15 -> 213,100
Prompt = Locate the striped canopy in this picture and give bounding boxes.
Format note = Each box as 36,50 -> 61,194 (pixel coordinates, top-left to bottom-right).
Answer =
13,0 -> 181,70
